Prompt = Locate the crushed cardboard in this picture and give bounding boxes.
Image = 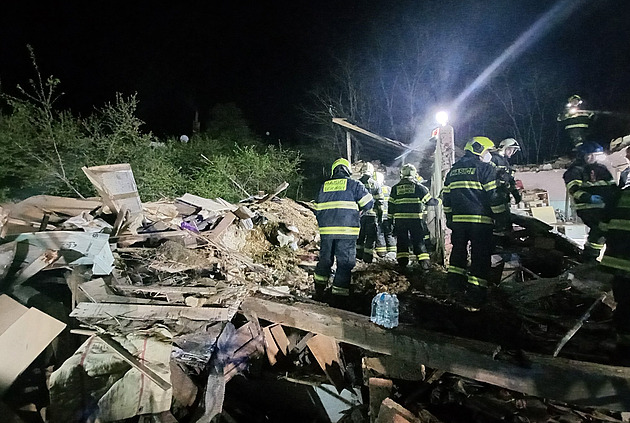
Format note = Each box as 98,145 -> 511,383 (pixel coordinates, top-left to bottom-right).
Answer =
0,163 -> 627,423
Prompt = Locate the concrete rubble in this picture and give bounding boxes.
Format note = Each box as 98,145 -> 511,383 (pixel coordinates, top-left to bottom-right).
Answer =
0,163 -> 627,423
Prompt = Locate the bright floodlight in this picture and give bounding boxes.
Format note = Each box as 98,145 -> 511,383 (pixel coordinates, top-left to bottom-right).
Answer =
436,111 -> 449,126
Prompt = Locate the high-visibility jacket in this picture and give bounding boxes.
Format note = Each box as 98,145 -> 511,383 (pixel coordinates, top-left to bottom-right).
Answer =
600,188 -> 630,273
557,110 -> 593,132
563,161 -> 616,212
388,178 -> 434,220
314,174 -> 373,238
381,184 -> 391,217
442,152 -> 506,225
359,174 -> 383,218
490,151 -> 518,211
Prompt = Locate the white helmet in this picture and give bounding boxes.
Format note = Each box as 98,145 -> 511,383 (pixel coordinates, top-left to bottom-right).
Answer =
179,134 -> 190,143
400,163 -> 417,178
499,138 -> 520,151
360,162 -> 375,176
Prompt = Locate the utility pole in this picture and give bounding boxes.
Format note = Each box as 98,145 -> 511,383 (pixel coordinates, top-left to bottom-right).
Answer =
346,131 -> 352,165
427,112 -> 454,265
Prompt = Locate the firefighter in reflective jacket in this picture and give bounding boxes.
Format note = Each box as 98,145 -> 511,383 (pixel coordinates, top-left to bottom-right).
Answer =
443,137 -> 509,303
599,185 -> 630,363
563,142 -> 616,262
313,158 -> 374,303
557,95 -> 595,149
374,171 -> 396,258
490,138 -> 522,212
357,162 -> 384,263
388,163 -> 437,270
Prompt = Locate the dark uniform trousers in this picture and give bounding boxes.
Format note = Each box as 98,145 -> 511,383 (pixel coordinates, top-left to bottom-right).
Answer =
394,219 -> 429,267
447,222 -> 494,298
314,238 -> 357,296
376,219 -> 396,256
600,189 -> 630,349
579,209 -> 607,261
357,215 -> 378,263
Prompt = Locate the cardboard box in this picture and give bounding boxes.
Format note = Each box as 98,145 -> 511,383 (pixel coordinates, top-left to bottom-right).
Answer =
0,295 -> 66,395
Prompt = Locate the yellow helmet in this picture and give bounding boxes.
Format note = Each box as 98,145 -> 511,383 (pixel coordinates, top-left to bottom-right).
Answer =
331,158 -> 351,175
464,136 -> 495,156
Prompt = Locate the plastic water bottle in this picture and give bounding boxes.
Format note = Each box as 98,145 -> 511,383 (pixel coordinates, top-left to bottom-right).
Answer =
381,294 -> 391,328
370,294 -> 380,325
390,294 -> 399,328
371,292 -> 386,326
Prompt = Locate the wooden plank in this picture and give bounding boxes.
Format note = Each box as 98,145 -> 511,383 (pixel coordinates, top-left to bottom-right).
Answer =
306,334 -> 345,392
269,324 -> 290,355
262,325 -> 280,366
369,378 -> 393,423
13,249 -> 59,286
257,181 -> 289,204
70,302 -> 230,323
241,297 -> 630,411
375,397 -> 419,423
97,334 -> 171,391
79,279 -> 158,304
207,212 -> 237,240
363,356 -> 425,381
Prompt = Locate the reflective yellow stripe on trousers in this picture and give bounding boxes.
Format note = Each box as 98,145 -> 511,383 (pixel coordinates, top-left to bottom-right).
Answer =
319,226 -> 360,236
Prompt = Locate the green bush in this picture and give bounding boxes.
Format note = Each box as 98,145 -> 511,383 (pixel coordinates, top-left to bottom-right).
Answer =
0,54 -> 303,203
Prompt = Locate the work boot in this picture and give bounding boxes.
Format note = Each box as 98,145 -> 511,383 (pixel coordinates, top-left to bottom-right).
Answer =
420,260 -> 430,272
312,285 -> 326,302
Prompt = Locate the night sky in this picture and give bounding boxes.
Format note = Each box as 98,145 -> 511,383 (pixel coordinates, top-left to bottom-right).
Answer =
1,1 -> 630,143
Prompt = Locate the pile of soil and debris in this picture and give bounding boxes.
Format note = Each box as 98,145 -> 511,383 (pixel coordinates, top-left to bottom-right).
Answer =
0,163 -> 626,423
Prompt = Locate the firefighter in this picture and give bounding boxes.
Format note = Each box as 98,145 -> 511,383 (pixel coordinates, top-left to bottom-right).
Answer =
490,138 -> 522,213
443,136 -> 509,304
563,141 -> 617,262
599,186 -> 630,364
557,95 -> 595,149
374,171 -> 396,258
388,163 -> 437,271
357,162 -> 383,263
313,158 -> 374,305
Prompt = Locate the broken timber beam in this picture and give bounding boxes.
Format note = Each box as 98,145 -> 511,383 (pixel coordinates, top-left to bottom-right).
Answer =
240,297 -> 630,411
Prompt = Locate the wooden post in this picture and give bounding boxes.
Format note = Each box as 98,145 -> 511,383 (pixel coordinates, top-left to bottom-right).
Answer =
346,131 -> 352,165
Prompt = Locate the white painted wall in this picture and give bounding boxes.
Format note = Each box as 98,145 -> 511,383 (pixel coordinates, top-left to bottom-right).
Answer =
514,169 -> 568,212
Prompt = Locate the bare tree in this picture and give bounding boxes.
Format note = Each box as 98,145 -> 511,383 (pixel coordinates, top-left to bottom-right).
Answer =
490,67 -> 564,164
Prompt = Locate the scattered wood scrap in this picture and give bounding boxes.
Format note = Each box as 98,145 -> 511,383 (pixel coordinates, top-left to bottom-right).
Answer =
241,296 -> 630,411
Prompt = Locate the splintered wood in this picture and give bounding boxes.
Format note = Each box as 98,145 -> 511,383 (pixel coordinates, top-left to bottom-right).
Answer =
71,302 -> 230,323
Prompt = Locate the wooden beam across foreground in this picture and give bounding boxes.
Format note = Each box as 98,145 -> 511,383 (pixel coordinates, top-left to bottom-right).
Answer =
241,297 -> 630,411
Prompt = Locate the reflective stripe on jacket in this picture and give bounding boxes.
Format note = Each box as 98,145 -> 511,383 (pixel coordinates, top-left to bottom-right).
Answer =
388,178 -> 433,220
359,174 -> 384,217
600,188 -> 630,274
442,152 -> 506,225
563,161 -> 616,212
314,175 -> 373,238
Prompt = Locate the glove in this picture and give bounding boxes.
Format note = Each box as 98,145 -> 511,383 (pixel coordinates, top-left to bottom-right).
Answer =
511,190 -> 522,204
590,194 -> 604,204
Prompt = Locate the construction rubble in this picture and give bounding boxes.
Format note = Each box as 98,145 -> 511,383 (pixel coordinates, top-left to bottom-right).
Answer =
0,163 -> 629,423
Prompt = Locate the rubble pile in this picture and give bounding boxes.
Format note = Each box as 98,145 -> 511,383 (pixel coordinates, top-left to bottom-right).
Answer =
0,163 -> 627,423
